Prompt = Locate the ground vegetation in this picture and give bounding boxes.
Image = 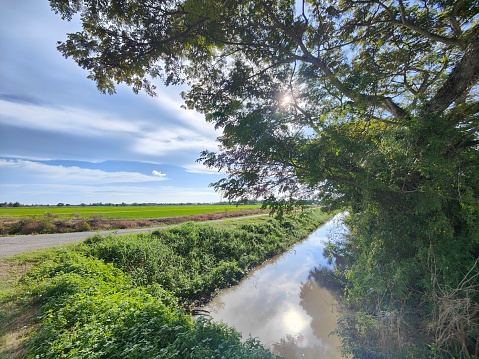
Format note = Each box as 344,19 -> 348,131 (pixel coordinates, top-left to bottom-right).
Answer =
0,210 -> 330,358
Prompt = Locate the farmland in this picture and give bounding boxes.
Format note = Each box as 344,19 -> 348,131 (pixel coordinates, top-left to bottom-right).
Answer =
0,204 -> 262,219
0,204 -> 265,236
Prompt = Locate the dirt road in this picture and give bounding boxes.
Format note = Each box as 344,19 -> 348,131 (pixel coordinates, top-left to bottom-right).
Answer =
0,227 -> 164,258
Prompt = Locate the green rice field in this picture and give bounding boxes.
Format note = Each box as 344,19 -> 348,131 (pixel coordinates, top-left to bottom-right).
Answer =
0,204 -> 262,220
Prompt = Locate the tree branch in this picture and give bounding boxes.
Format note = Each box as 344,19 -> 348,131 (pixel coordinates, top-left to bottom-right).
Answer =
426,26 -> 479,115
352,0 -> 465,49
390,19 -> 465,49
449,0 -> 463,36
261,1 -> 408,120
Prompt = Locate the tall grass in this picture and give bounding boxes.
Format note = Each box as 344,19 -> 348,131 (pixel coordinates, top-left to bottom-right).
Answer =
23,252 -> 276,359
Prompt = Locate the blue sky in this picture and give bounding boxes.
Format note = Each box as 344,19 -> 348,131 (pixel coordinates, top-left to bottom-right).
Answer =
0,1 -> 226,205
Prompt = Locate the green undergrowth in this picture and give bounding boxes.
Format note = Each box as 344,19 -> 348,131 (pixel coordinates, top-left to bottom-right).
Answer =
20,252 -> 275,359
1,209 -> 331,359
81,210 -> 330,306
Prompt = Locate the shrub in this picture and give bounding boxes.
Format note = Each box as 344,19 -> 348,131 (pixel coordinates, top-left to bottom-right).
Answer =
24,252 -> 280,359
84,210 -> 328,305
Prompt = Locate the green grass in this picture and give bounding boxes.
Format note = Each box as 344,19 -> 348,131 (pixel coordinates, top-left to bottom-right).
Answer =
0,204 -> 261,220
1,209 -> 333,359
80,210 -> 332,305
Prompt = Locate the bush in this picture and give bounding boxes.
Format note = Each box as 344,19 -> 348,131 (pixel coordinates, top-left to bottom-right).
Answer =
84,210 -> 328,305
24,252 -> 280,358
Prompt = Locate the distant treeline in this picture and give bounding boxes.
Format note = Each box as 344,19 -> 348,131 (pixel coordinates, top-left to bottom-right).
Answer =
1,200 -> 319,208
0,200 -> 268,208
0,202 -> 22,207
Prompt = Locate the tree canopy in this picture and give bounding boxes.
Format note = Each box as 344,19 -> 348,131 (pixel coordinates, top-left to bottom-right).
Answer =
51,0 -> 479,357
50,0 -> 478,201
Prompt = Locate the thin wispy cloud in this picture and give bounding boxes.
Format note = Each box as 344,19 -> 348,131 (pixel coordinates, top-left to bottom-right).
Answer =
184,163 -> 224,175
0,100 -> 144,136
147,90 -> 219,136
0,98 -> 218,162
133,129 -> 217,157
0,159 -> 166,185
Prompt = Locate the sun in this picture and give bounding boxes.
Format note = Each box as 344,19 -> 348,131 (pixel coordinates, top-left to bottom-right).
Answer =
280,94 -> 292,106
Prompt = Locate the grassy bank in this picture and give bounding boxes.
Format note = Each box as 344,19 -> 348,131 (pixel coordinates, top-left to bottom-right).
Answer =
1,209 -> 332,358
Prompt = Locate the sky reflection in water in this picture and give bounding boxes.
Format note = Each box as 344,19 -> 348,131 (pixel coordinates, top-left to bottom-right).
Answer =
205,214 -> 348,359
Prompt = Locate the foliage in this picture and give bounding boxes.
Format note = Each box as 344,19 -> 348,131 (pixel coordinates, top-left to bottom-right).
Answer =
3,212 -> 59,235
50,0 -> 479,356
0,255 -> 46,359
82,210 -> 329,305
22,252 -> 280,358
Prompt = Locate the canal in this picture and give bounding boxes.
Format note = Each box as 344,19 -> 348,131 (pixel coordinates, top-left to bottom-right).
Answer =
204,213 -> 348,358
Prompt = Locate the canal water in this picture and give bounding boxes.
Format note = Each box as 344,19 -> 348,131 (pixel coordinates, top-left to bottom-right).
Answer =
204,213 -> 348,358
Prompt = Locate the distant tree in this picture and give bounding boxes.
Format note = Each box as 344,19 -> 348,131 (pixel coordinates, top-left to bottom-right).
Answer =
57,203 -> 64,207
51,1 -> 479,356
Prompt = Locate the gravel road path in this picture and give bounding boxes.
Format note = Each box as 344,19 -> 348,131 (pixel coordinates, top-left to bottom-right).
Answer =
0,227 -> 164,258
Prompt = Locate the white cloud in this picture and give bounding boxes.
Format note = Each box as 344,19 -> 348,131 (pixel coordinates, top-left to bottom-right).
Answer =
0,98 -> 219,162
0,159 -> 165,185
152,170 -> 166,177
147,87 -> 219,137
0,100 -> 142,137
132,128 -> 217,156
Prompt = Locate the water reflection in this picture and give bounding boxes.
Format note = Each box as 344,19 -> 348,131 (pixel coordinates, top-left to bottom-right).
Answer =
204,214 -> 348,358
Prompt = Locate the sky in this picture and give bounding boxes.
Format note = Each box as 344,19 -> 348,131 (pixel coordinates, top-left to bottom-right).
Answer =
0,1 -> 227,205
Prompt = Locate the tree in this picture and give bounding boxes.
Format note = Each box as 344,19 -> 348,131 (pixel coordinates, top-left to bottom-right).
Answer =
51,1 -> 479,356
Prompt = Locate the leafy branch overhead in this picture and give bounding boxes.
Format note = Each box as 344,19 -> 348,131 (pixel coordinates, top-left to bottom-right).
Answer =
51,0 -> 478,201
51,1 -> 477,109
51,1 -> 479,357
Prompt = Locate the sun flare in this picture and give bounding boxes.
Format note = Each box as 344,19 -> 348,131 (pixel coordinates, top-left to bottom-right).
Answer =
280,94 -> 292,106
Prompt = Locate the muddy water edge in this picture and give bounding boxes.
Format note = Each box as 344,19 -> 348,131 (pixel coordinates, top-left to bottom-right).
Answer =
203,214 -> 348,359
